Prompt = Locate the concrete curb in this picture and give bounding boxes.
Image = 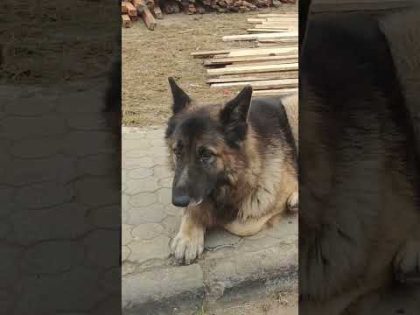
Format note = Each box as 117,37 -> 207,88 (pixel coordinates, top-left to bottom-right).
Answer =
122,243 -> 297,314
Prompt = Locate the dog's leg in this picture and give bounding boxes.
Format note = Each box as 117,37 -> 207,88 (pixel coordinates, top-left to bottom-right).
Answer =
170,207 -> 205,264
287,190 -> 299,213
223,212 -> 278,237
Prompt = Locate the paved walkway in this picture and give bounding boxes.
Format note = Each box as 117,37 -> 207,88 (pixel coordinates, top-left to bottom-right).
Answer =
122,126 -> 298,314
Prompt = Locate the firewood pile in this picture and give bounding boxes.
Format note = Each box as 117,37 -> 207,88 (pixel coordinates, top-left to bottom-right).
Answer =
191,13 -> 298,96
121,0 -> 296,29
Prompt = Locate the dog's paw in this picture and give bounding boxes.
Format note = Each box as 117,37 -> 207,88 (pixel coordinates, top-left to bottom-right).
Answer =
170,230 -> 204,265
286,191 -> 299,213
394,240 -> 420,283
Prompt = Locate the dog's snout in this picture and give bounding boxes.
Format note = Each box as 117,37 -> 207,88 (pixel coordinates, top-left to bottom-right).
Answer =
172,194 -> 191,207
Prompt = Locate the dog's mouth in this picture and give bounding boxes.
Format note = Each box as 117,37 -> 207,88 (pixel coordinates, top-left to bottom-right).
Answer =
189,198 -> 203,207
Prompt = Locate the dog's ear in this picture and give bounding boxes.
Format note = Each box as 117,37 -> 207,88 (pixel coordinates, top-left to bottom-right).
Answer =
219,86 -> 253,147
168,77 -> 191,114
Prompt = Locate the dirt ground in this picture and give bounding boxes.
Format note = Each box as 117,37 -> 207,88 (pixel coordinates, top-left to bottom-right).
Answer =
122,5 -> 297,126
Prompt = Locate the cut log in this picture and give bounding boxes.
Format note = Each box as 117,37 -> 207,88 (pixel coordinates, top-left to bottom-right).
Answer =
207,63 -> 298,76
125,2 -> 138,16
121,2 -> 129,13
122,14 -> 132,28
203,54 -> 297,66
211,78 -> 298,89
222,32 -> 298,42
153,6 -> 164,18
132,0 -> 147,13
141,7 -> 157,30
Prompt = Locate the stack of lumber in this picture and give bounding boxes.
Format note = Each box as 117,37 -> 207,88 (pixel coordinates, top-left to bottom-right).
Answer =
191,13 -> 298,96
121,0 -> 161,29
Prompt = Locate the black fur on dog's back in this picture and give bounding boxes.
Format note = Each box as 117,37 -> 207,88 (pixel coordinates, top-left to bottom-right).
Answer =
249,97 -> 298,167
300,12 -> 420,309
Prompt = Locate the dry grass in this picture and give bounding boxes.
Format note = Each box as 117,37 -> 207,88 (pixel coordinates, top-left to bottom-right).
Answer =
122,5 -> 297,126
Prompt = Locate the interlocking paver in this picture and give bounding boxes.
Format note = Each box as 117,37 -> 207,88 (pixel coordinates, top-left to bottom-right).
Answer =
122,127 -> 298,312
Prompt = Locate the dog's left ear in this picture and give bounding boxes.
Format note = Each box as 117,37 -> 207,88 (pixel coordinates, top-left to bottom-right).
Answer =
168,77 -> 191,114
219,86 -> 253,147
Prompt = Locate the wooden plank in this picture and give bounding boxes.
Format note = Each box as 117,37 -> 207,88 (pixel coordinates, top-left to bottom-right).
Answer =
258,38 -> 298,44
253,88 -> 298,96
203,54 -> 297,66
223,32 -> 298,42
257,13 -> 298,17
192,47 -> 297,58
141,7 -> 157,30
247,17 -> 298,23
206,72 -> 298,83
256,24 -> 297,29
224,60 -> 298,68
191,50 -> 230,57
125,1 -> 138,16
227,47 -> 298,57
211,78 -> 298,89
207,63 -> 298,76
122,14 -> 132,28
247,28 -> 289,33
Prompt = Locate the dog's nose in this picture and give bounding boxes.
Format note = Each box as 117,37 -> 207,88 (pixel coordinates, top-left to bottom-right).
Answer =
172,195 -> 191,207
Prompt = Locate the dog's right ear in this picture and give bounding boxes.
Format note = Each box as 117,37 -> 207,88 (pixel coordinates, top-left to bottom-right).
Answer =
168,77 -> 191,114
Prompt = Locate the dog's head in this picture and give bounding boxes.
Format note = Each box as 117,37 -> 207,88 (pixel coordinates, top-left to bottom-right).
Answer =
165,77 -> 253,208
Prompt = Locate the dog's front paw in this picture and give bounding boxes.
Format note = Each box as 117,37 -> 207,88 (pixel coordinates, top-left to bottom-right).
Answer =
394,240 -> 420,283
287,191 -> 299,213
170,230 -> 204,265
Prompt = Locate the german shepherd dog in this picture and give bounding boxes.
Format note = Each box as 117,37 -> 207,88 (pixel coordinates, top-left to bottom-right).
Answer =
165,78 -> 298,264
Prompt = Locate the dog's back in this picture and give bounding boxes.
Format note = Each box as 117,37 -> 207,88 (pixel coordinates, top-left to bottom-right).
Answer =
300,12 -> 420,314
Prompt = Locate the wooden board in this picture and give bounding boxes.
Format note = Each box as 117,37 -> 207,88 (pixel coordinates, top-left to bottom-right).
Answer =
247,28 -> 289,33
207,63 -> 298,76
132,0 -> 147,13
206,71 -> 298,83
227,47 -> 298,57
256,24 -> 297,29
191,50 -> 230,57
122,14 -> 132,28
253,88 -> 298,96
224,60 -> 297,69
193,47 -> 297,58
223,32 -> 298,42
248,17 -> 298,23
203,54 -> 297,66
211,78 -> 298,89
257,13 -> 298,17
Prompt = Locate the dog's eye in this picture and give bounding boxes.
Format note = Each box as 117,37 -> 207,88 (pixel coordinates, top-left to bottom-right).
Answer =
198,148 -> 214,164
